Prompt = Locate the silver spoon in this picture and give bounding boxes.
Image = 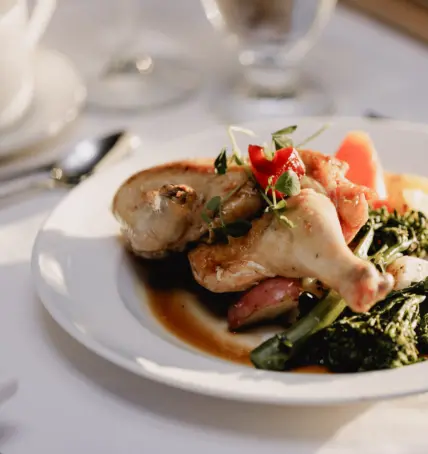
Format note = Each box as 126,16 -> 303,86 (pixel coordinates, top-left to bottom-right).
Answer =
0,131 -> 141,200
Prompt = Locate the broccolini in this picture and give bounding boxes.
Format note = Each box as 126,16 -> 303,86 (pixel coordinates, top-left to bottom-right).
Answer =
296,283 -> 427,372
251,208 -> 428,372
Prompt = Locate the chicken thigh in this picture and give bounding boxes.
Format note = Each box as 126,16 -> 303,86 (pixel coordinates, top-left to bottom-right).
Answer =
189,188 -> 393,312
112,160 -> 262,258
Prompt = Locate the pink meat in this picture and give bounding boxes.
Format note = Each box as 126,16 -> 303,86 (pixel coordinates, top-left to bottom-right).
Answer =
228,277 -> 302,330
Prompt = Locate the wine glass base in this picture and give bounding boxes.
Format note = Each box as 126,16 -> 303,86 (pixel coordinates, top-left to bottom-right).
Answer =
87,55 -> 200,112
207,75 -> 335,123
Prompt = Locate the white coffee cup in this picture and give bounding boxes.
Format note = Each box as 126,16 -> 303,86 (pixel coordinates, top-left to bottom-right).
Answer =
0,0 -> 56,131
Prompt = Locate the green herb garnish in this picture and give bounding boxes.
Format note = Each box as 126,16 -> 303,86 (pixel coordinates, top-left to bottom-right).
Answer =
295,123 -> 330,148
270,123 -> 331,151
205,195 -> 222,213
214,147 -> 228,175
272,125 -> 298,136
259,176 -> 296,227
272,199 -> 287,211
275,170 -> 301,197
206,123 -> 331,240
272,125 -> 297,151
201,182 -> 252,243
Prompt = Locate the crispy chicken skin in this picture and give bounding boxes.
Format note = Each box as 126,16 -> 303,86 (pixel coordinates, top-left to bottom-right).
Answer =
112,160 -> 262,258
189,189 -> 393,313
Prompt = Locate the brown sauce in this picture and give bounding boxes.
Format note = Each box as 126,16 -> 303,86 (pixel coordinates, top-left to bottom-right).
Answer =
134,254 -> 256,365
136,172 -> 428,371
149,288 -> 252,365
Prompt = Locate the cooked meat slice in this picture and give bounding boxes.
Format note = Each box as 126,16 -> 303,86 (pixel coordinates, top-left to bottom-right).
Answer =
189,188 -> 393,313
299,149 -> 374,243
112,160 -> 262,258
190,213 -> 275,292
299,149 -> 349,182
228,277 -> 302,330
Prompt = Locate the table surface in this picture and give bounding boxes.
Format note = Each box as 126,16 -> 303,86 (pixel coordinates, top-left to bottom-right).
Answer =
2,1 -> 428,453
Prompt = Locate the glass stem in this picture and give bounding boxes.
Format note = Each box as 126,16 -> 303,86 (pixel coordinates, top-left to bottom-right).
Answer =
111,0 -> 146,59
239,50 -> 298,98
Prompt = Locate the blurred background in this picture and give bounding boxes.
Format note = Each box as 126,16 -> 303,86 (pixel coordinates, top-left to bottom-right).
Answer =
44,0 -> 428,123
2,0 -> 428,166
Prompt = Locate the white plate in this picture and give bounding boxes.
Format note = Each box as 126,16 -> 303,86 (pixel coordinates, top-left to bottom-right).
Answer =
31,117 -> 428,405
0,48 -> 86,158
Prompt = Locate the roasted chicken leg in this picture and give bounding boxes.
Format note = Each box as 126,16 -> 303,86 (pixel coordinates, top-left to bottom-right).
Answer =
112,160 -> 262,258
189,188 -> 393,312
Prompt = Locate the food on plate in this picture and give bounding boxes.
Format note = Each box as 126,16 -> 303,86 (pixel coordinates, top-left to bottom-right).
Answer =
189,188 -> 392,312
383,172 -> 428,214
251,205 -> 428,371
113,124 -> 428,373
387,257 -> 428,290
335,130 -> 387,199
299,147 -> 375,243
289,279 -> 427,373
112,160 -> 262,258
227,277 -> 301,330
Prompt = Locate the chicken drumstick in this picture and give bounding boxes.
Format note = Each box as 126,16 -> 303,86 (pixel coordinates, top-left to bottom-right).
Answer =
189,188 -> 393,313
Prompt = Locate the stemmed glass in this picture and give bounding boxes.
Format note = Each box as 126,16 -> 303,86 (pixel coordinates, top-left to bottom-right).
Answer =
201,0 -> 337,121
86,0 -> 199,111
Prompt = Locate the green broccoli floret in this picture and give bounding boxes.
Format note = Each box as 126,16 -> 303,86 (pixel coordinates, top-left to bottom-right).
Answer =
356,207 -> 428,261
297,290 -> 426,372
251,208 -> 428,372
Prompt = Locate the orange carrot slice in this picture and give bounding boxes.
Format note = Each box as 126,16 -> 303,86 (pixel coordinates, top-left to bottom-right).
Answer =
335,131 -> 387,200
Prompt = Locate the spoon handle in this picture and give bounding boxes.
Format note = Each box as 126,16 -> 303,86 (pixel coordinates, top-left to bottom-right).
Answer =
0,170 -> 52,200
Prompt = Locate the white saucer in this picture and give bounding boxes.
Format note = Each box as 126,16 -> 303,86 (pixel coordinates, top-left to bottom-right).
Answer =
0,48 -> 87,158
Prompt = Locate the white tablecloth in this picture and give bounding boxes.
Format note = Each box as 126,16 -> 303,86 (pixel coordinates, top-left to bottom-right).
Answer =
2,2 -> 428,453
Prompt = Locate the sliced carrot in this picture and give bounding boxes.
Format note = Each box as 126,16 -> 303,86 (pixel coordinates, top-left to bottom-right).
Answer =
335,131 -> 387,200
